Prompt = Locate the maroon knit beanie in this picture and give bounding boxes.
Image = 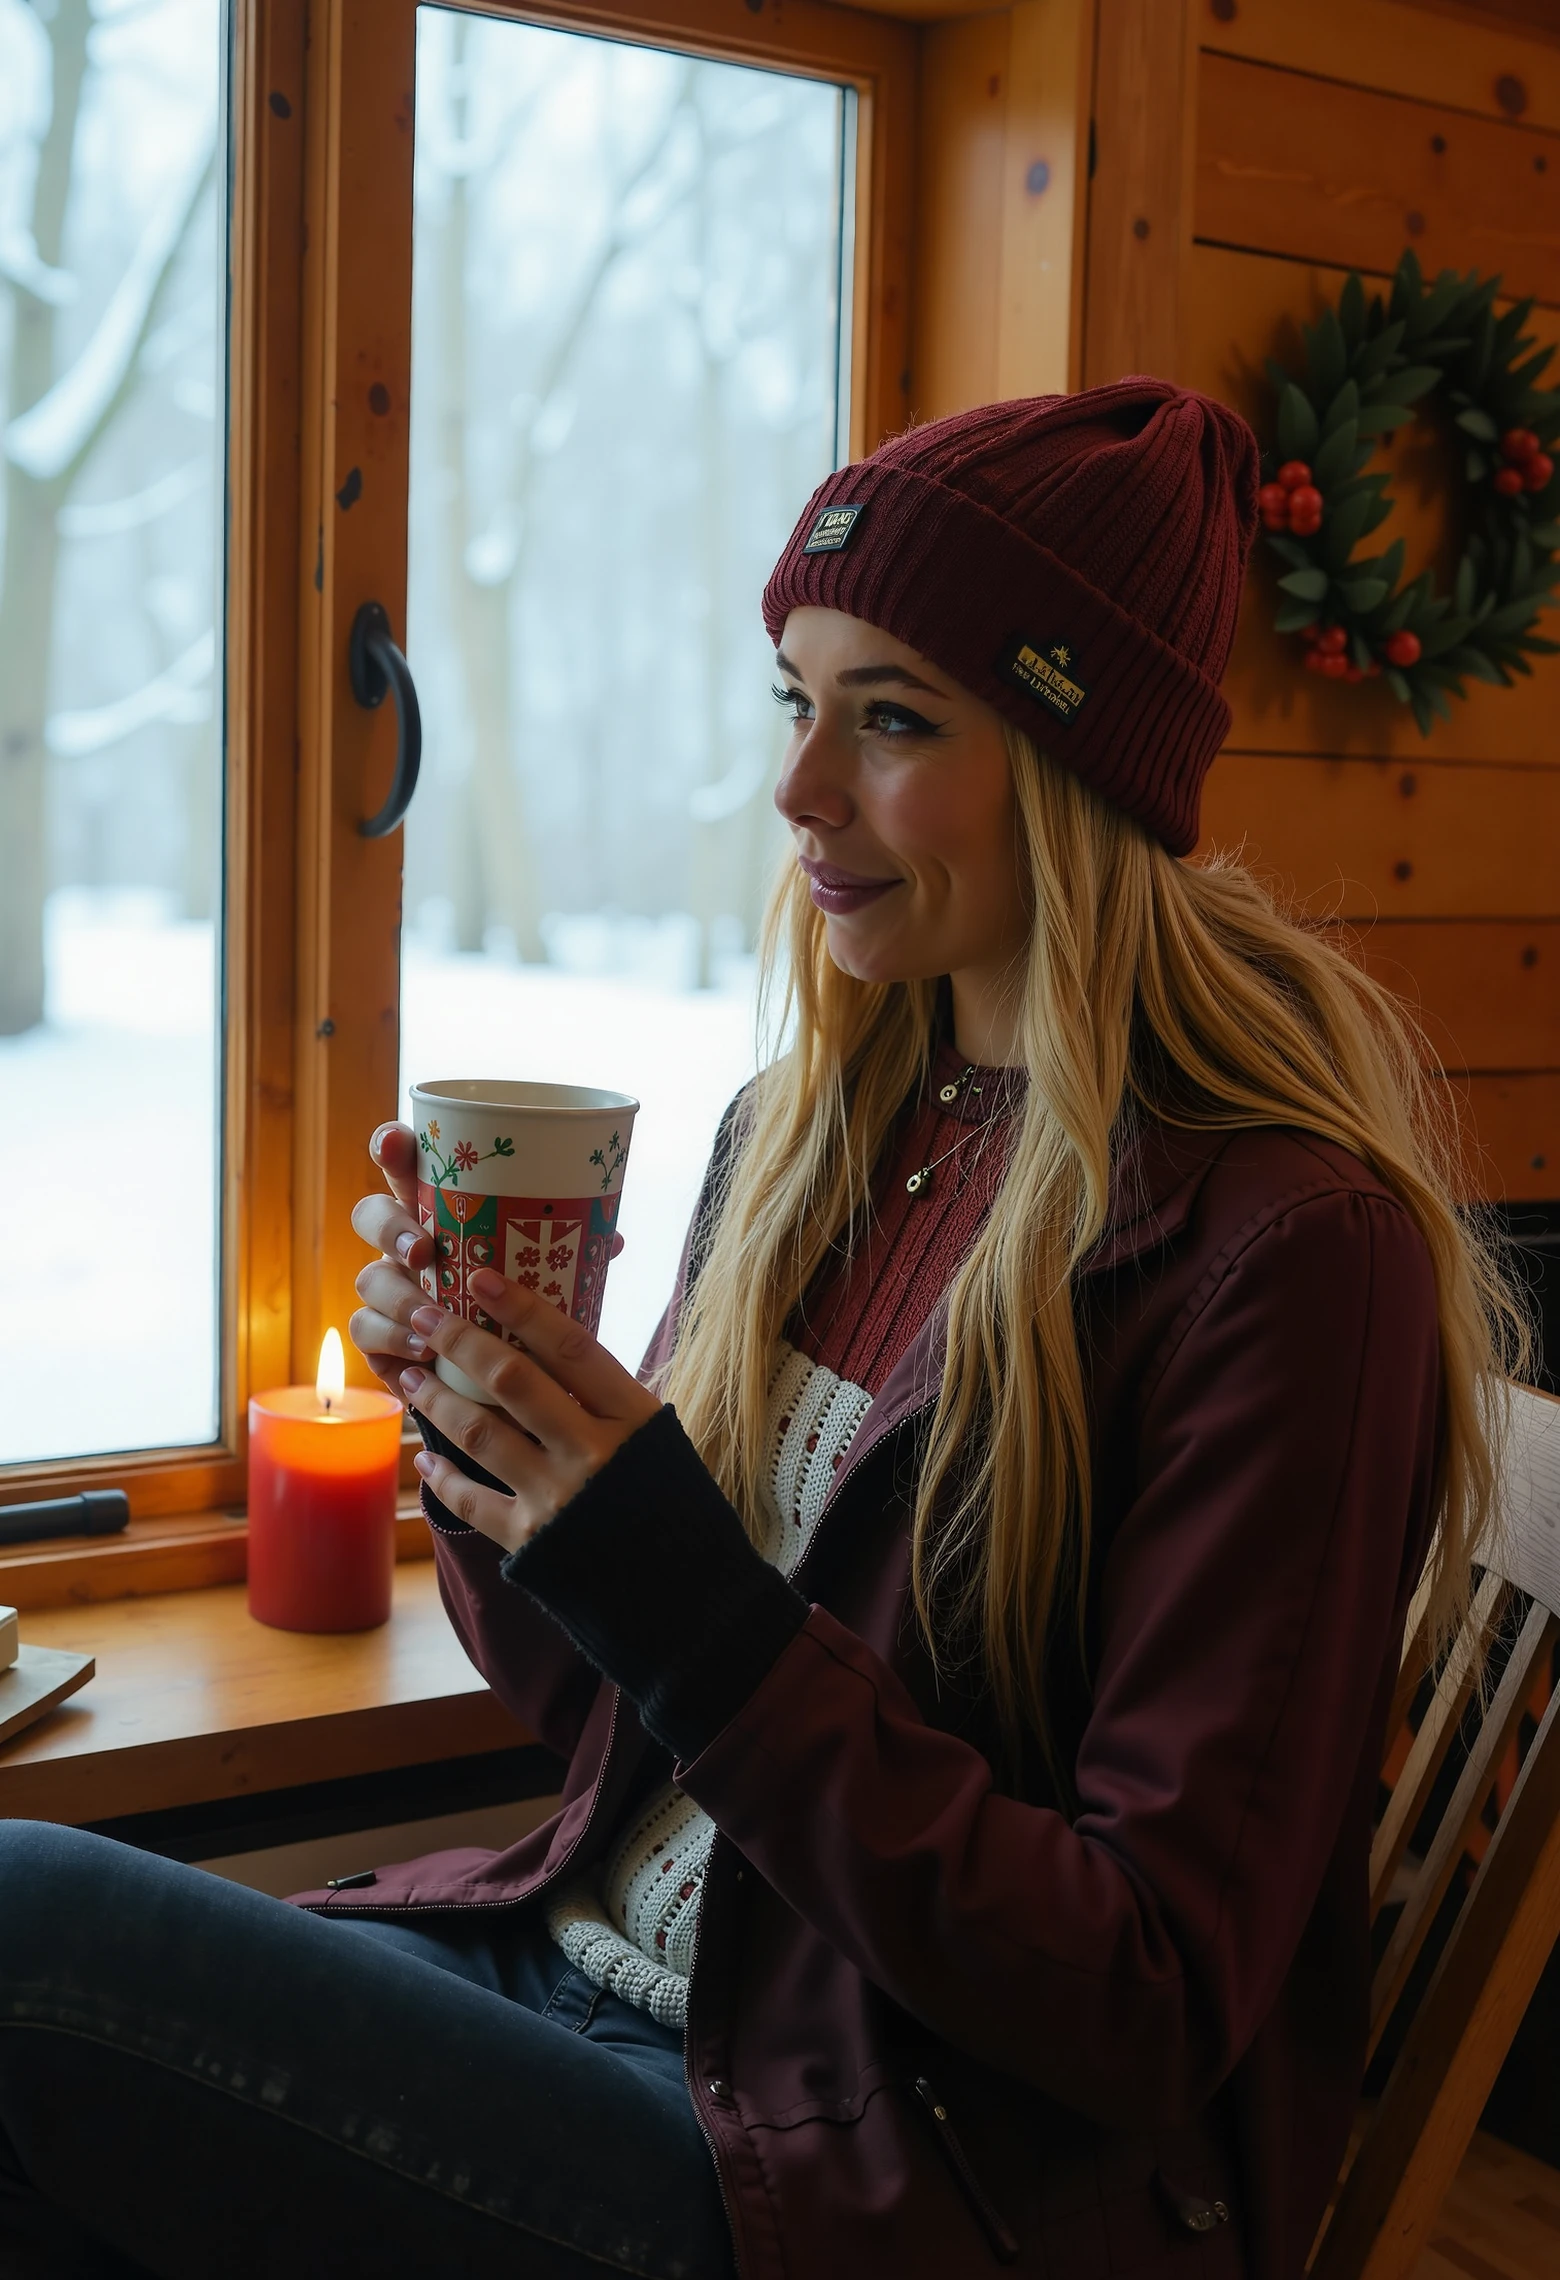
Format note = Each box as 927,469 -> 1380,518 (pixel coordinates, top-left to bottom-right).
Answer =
761,378 -> 1259,855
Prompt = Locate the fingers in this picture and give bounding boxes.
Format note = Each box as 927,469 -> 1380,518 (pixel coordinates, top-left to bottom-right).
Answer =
349,1278 -> 428,1363
407,1305 -> 584,1448
409,1444 -> 533,1554
399,1362 -> 568,1539
463,1267 -> 654,1424
355,1256 -> 428,1329
351,1189 -> 432,1272
370,1122 -> 421,1213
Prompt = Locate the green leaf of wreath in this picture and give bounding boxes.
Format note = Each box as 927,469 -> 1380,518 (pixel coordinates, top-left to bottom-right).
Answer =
1307,311 -> 1348,402
1324,492 -> 1375,569
1277,383 -> 1320,463
1338,271 -> 1367,348
1337,576 -> 1390,611
1278,567 -> 1330,601
1313,419 -> 1360,490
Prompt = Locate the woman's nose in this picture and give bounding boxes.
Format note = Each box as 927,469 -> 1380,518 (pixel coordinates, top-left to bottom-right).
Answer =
774,727 -> 853,831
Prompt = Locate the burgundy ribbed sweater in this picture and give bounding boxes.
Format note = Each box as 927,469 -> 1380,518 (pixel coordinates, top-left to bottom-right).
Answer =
792,1037 -> 1022,1397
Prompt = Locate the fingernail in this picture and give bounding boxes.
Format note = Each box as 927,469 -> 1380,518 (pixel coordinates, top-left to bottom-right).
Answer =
409,1305 -> 442,1336
413,1451 -> 435,1479
468,1267 -> 503,1300
404,1333 -> 427,1356
396,1231 -> 419,1262
400,1366 -> 428,1397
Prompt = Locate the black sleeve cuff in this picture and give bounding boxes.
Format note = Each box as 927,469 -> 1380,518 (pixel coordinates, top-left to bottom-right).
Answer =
501,1404 -> 809,1761
410,1407 -> 510,1538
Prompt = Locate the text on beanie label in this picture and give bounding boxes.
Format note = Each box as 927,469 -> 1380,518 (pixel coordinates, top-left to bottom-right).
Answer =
801,503 -> 864,554
1003,638 -> 1089,725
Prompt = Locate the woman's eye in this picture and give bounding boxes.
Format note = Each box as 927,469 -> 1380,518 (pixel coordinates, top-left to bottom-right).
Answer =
771,682 -> 813,724
864,701 -> 940,739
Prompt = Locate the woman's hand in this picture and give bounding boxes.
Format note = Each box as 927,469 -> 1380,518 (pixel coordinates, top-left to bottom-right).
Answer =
348,1123 -> 435,1398
402,1270 -> 661,1555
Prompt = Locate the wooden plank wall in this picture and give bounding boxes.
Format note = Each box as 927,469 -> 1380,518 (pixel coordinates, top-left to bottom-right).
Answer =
1079,0 -> 1560,1201
912,0 -> 1094,412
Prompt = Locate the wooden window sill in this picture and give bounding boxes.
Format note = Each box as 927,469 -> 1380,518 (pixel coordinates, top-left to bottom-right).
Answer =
0,1502 -> 435,1614
0,1559 -> 527,1827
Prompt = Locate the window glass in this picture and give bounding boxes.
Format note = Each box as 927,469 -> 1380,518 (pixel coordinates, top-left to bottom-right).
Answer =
400,8 -> 849,1367
0,0 -> 226,1464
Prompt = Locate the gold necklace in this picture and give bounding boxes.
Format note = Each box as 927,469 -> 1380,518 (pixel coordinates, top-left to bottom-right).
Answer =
905,1064 -> 997,1198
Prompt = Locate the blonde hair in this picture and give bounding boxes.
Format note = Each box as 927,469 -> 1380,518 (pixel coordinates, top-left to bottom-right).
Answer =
659,727 -> 1524,1776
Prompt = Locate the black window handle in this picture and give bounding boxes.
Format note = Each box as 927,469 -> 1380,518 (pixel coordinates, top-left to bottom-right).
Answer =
350,600 -> 423,838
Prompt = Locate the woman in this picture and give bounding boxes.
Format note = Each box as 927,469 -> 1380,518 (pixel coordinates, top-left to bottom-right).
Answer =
0,380 -> 1516,2279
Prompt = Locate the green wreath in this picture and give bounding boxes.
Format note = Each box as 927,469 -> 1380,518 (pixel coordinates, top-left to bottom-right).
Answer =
1258,249 -> 1560,733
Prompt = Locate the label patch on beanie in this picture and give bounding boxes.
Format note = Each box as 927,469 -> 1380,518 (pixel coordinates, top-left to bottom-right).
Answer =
802,503 -> 864,555
1004,639 -> 1089,726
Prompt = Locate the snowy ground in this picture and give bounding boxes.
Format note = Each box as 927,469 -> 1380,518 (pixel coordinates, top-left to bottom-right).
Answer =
0,894 -> 762,1467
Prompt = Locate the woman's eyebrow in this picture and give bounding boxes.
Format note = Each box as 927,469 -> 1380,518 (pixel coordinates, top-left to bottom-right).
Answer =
773,651 -> 947,698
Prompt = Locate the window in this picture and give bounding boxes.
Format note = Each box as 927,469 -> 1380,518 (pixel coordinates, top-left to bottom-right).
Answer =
0,0 -> 226,1467
0,0 -> 915,1554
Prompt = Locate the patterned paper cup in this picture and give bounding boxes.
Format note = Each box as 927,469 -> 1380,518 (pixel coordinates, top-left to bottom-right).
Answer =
408,1079 -> 638,1406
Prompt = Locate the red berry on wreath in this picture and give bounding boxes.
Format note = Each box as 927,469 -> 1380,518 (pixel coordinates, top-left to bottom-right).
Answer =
1493,465 -> 1525,498
1501,427 -> 1541,464
1287,483 -> 1323,526
1303,647 -> 1328,674
1277,460 -> 1313,491
1258,481 -> 1288,518
1523,451 -> 1553,492
1316,625 -> 1348,655
1383,629 -> 1422,667
1320,653 -> 1350,678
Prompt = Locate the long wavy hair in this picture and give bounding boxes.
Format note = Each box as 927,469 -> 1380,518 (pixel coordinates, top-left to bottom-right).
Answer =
657,725 -> 1525,1775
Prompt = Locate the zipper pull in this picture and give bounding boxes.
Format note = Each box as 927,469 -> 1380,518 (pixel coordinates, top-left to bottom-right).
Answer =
913,2077 -> 1020,2263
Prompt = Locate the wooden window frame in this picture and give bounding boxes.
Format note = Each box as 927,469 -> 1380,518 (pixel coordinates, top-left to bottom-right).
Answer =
0,0 -> 916,1593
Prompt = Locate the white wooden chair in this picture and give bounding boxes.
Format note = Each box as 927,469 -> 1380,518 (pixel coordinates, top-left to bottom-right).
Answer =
1311,1382 -> 1560,2278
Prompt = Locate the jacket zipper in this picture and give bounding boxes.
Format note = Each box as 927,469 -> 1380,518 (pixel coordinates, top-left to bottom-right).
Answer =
912,2076 -> 1019,2264
682,1835 -> 746,2275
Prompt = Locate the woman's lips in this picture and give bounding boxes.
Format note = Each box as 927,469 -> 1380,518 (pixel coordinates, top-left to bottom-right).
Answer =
797,856 -> 901,916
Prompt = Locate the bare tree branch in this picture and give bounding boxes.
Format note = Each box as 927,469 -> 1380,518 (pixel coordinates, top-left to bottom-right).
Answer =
5,123 -> 214,485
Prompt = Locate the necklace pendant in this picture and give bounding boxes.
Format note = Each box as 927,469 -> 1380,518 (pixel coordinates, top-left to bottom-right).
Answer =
906,1166 -> 932,1197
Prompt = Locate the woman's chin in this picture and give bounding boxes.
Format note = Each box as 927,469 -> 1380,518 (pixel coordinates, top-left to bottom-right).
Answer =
821,916 -> 939,988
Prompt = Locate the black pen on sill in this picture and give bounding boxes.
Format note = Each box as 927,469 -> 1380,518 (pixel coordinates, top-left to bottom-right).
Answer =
0,1492 -> 131,1549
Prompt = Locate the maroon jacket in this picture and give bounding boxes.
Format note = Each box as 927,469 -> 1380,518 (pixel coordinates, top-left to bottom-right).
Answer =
296,1117 -> 1441,2279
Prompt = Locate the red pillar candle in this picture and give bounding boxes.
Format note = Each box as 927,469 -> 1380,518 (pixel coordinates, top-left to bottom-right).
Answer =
247,1334 -> 402,1632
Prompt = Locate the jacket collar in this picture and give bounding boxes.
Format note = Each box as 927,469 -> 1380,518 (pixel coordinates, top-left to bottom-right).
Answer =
825,1114 -> 1234,1494
1084,1115 -> 1233,1276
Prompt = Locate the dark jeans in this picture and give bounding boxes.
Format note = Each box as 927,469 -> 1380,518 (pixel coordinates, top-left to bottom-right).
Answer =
0,1821 -> 734,2279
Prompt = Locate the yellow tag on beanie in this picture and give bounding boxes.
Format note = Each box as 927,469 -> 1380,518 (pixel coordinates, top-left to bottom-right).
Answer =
1004,639 -> 1089,724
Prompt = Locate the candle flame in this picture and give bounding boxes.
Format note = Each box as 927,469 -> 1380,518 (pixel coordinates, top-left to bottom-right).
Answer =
316,1327 -> 347,1412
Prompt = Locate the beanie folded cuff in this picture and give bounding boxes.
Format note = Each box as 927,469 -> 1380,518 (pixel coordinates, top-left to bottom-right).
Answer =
762,460 -> 1232,855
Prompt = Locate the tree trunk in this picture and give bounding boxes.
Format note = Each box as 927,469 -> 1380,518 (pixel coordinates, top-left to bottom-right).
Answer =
0,0 -> 91,1035
434,19 -> 544,964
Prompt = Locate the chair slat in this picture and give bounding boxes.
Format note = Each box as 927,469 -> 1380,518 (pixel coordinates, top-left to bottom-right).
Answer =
1368,1571 -> 1505,1923
1482,1385 -> 1560,1616
1367,1599 -> 1558,2062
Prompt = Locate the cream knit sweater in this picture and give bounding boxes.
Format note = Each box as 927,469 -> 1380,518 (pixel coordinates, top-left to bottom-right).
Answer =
545,1341 -> 872,2029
